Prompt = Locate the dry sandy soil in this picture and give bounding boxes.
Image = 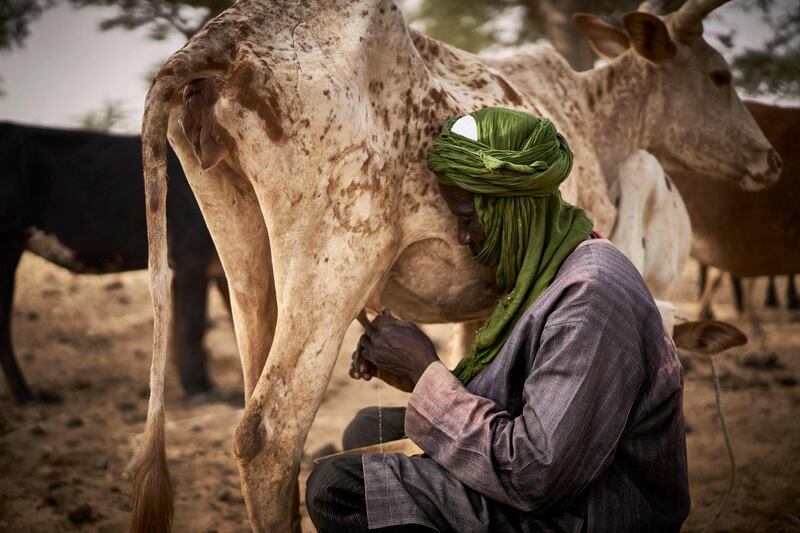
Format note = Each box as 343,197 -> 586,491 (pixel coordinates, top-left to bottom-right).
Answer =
1,252 -> 799,532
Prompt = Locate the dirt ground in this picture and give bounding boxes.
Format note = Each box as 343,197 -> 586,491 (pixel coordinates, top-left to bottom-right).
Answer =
1,252 -> 799,532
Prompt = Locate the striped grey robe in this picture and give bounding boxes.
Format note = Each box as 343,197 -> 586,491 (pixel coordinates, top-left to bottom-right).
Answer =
363,239 -> 690,532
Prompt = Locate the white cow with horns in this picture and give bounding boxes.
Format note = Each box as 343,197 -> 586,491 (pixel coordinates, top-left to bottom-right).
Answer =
132,0 -> 780,530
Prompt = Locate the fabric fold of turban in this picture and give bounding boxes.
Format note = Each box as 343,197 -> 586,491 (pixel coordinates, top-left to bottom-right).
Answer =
427,107 -> 594,384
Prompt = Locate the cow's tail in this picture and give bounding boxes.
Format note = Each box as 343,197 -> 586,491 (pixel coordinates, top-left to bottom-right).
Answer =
130,71 -> 180,533
129,15 -> 238,530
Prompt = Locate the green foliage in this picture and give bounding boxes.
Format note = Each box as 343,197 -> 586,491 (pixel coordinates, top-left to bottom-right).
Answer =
0,0 -> 55,51
412,0 -> 798,98
3,0 -> 797,99
67,0 -> 231,39
74,100 -> 127,132
732,0 -> 799,98
411,0 -> 595,52
410,0 -> 518,53
735,50 -> 800,98
408,0 -> 641,69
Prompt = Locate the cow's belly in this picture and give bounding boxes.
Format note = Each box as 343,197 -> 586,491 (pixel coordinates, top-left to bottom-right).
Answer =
379,237 -> 501,323
25,225 -> 147,274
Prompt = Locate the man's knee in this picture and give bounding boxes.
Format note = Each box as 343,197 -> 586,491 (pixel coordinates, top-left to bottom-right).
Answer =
343,406 -> 406,449
305,456 -> 367,532
305,458 -> 337,516
343,407 -> 381,449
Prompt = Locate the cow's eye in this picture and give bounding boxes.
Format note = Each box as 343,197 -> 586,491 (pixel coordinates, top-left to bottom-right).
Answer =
710,70 -> 731,88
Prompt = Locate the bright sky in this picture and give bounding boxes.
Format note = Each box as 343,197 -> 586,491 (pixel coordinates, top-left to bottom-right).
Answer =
0,2 -> 788,134
0,5 -> 185,133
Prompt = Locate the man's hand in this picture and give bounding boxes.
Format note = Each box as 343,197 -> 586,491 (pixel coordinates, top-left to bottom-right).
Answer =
352,311 -> 440,389
349,351 -> 416,392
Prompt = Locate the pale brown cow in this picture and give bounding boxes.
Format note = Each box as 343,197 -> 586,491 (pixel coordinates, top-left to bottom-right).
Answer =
132,1 -> 779,531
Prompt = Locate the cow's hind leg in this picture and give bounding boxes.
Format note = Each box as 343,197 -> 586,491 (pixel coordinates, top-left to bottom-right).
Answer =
699,263 -> 708,300
698,267 -> 723,321
731,275 -> 744,314
765,276 -> 779,308
171,259 -> 213,396
0,234 -> 34,404
742,278 -> 769,354
169,139 -> 276,402
787,275 -> 799,310
235,268 -> 393,531
231,205 -> 397,531
174,157 -> 283,525
214,276 -> 233,314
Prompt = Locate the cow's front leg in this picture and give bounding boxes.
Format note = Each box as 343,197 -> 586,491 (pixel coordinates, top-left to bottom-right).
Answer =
0,234 -> 33,404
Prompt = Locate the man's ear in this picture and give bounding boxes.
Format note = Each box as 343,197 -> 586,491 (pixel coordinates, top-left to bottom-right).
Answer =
621,12 -> 676,65
573,13 -> 630,61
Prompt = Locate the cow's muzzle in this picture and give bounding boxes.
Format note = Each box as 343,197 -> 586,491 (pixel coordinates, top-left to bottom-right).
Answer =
741,148 -> 782,191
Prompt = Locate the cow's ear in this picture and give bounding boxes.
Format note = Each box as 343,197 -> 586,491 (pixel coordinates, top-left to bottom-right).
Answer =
573,13 -> 630,61
621,12 -> 677,65
673,320 -> 747,355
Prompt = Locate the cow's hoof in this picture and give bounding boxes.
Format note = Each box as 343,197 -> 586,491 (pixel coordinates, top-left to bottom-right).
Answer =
184,389 -> 216,406
698,308 -> 714,321
184,387 -> 244,407
181,378 -> 214,397
11,388 -> 60,406
14,393 -> 36,406
9,386 -> 38,406
36,390 -> 64,404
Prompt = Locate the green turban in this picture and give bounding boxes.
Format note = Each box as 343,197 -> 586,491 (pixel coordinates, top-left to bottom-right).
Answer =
427,107 -> 593,384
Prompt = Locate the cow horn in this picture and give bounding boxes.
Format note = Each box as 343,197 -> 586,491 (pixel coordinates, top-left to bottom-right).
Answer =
638,1 -> 652,12
668,0 -> 731,41
637,0 -> 685,15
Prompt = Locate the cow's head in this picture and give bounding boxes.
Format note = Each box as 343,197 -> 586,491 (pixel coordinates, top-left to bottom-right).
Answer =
574,0 -> 781,191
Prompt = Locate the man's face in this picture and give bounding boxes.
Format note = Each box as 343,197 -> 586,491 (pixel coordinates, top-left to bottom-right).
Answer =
439,184 -> 487,254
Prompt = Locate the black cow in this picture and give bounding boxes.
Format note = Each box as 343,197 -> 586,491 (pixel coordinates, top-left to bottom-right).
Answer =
0,121 -> 228,403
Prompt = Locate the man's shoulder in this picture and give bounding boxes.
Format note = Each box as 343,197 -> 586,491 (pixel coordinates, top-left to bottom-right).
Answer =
542,239 -> 657,329
557,239 -> 645,296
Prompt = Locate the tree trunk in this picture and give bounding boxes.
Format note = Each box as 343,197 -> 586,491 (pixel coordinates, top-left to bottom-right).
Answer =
524,0 -> 596,71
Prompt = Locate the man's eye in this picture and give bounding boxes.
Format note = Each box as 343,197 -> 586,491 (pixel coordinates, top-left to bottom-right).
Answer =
710,70 -> 731,87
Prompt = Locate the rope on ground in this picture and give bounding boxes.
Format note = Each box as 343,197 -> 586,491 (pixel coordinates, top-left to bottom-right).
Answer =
703,354 -> 736,533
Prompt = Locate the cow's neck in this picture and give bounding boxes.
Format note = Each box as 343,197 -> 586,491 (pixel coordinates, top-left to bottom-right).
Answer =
580,53 -> 657,182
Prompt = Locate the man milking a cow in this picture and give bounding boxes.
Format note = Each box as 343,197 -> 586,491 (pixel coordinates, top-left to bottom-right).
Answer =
305,108 -> 690,532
